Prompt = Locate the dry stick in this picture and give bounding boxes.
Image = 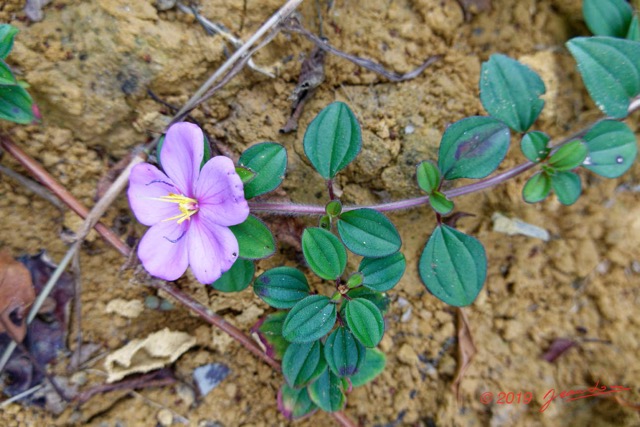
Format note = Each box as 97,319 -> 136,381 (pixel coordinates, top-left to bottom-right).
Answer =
172,0 -> 305,121
70,250 -> 83,371
0,163 -> 65,210
0,137 -> 130,257
284,16 -> 442,82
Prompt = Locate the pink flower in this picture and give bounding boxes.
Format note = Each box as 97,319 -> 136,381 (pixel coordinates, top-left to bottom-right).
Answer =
128,122 -> 249,284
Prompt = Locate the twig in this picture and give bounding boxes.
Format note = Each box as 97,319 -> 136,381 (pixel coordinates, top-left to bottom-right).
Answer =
0,163 -> 65,210
0,385 -> 43,408
69,250 -> 83,371
177,2 -> 275,78
74,368 -> 176,405
172,0 -> 305,120
283,16 -> 442,82
0,136 -> 132,257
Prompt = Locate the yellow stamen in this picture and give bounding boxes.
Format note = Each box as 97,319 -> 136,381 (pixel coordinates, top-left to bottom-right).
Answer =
152,193 -> 199,224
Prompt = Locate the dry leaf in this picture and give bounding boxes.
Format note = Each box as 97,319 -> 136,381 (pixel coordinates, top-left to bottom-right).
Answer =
104,328 -> 196,383
451,307 -> 476,400
105,298 -> 144,319
0,250 -> 35,342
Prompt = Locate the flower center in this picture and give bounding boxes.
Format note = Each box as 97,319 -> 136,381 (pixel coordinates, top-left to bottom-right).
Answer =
154,193 -> 199,224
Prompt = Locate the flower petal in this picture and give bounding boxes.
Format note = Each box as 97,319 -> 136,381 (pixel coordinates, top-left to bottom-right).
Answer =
138,220 -> 189,281
195,156 -> 250,227
187,215 -> 239,284
128,163 -> 181,226
160,122 -> 204,197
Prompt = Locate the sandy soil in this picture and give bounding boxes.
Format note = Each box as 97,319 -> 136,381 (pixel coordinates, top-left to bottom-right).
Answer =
1,0 -> 639,425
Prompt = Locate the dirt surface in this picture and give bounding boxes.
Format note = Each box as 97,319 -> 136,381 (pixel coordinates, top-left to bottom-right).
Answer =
1,0 -> 640,426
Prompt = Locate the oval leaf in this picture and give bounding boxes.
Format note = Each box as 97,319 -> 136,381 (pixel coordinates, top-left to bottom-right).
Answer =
480,54 -> 546,132
345,287 -> 390,315
251,311 -> 289,359
582,0 -> 633,38
303,102 -> 362,179
282,341 -> 327,388
416,161 -> 441,193
210,259 -> 254,292
324,326 -> 366,377
0,24 -> 19,60
230,215 -> 275,260
359,252 -> 406,292
429,191 -> 454,215
0,84 -> 35,124
302,228 -> 347,280
419,225 -> 487,307
343,298 -> 385,348
523,171 -> 552,204
253,267 -> 310,309
282,295 -> 337,343
548,140 -> 588,171
0,60 -> 16,85
238,142 -> 287,198
551,171 -> 582,206
349,348 -> 386,387
277,384 -> 318,421
521,131 -> 550,163
307,368 -> 345,412
438,116 -> 511,180
567,37 -> 640,119
627,15 -> 640,42
337,208 -> 401,257
582,120 -> 638,178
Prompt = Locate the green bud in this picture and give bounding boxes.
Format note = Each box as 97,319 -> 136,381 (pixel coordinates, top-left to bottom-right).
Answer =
325,200 -> 343,217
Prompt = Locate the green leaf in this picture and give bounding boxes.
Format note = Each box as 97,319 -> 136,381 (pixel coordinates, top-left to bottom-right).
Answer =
627,15 -> 640,41
429,191 -> 454,215
582,120 -> 638,178
251,311 -> 289,359
253,267 -> 310,309
307,368 -> 345,412
0,84 -> 35,124
318,215 -> 331,231
230,215 -> 275,260
359,252 -> 406,292
283,341 -> 327,388
0,25 -> 19,60
346,272 -> 364,289
235,166 -> 256,184
438,116 -> 511,180
583,0 -> 633,38
301,228 -> 347,280
349,348 -> 386,387
325,200 -> 343,217
303,102 -> 362,179
324,326 -> 366,377
416,160 -> 441,193
157,134 -> 211,170
345,287 -> 390,315
480,54 -> 546,132
548,140 -> 588,171
210,259 -> 254,292
523,171 -> 552,203
567,37 -> 640,119
551,171 -> 582,206
278,384 -> 318,421
343,298 -> 385,348
521,131 -> 550,163
0,60 -> 16,85
419,225 -> 487,307
282,295 -> 337,343
337,208 -> 401,257
238,142 -> 287,198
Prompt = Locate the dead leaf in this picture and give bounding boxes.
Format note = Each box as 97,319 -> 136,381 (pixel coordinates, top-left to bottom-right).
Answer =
104,328 -> 196,383
0,250 -> 35,342
451,307 -> 476,401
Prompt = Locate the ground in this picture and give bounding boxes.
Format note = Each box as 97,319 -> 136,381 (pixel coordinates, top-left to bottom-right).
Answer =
1,0 -> 639,426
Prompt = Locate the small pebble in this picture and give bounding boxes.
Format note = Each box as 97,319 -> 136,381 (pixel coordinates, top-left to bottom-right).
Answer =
157,408 -> 173,426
